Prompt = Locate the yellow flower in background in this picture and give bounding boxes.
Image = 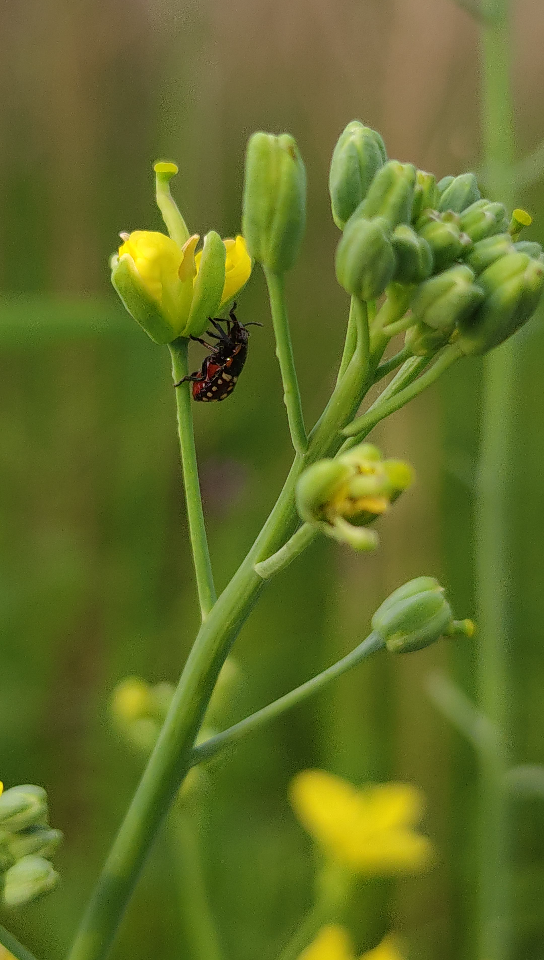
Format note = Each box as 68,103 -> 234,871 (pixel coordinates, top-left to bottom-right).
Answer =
0,782 -> 3,796
298,925 -> 353,960
298,926 -> 405,960
290,770 -> 434,875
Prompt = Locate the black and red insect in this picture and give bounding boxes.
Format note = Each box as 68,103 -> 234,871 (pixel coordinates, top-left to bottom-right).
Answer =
175,303 -> 261,402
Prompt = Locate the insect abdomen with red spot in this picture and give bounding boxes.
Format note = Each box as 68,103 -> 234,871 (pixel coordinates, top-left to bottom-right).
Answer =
174,304 -> 260,402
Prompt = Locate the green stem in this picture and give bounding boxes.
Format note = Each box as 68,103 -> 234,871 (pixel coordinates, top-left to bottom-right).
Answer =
476,0 -> 516,957
254,523 -> 316,579
155,166 -> 190,248
372,346 -> 412,383
342,348 -> 459,440
191,632 -> 384,767
169,339 -> 216,620
337,297 -> 359,382
168,808 -> 224,960
276,863 -> 352,960
0,925 -> 41,960
66,325 -> 372,960
264,268 -> 308,454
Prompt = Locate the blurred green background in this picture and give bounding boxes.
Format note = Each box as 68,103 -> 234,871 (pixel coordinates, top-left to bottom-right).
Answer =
1,0 -> 544,958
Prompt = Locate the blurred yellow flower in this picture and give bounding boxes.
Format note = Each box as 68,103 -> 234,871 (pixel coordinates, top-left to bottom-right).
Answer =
290,770 -> 434,875
0,782 -> 3,796
298,926 -> 405,960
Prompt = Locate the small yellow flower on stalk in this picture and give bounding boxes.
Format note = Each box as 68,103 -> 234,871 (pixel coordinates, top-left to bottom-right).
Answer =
298,926 -> 405,960
111,162 -> 252,344
290,770 -> 434,874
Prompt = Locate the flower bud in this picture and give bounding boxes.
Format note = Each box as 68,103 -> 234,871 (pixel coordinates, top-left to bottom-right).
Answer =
3,827 -> 63,866
2,855 -> 59,909
335,216 -> 396,300
458,251 -> 544,354
410,264 -> 484,332
514,240 -> 543,259
411,170 -> 439,223
296,444 -> 413,552
356,160 -> 417,227
372,576 -> 474,653
405,321 -> 452,357
242,132 -> 306,273
438,173 -> 480,214
0,786 -> 48,832
329,121 -> 387,229
391,225 -> 433,284
466,233 -> 514,274
437,175 -> 454,196
459,199 -> 509,243
417,217 -> 472,272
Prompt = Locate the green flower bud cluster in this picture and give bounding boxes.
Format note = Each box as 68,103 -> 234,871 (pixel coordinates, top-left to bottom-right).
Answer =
329,120 -> 544,355
371,576 -> 474,654
0,784 -> 62,908
296,443 -> 413,551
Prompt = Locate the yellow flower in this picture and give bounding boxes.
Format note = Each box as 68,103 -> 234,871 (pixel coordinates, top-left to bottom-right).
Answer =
112,231 -> 251,344
299,925 -> 353,960
298,927 -> 405,960
0,782 -> 3,796
290,770 -> 434,875
195,235 -> 252,309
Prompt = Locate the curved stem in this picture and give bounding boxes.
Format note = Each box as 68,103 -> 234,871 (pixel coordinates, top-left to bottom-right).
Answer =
264,268 -> 308,454
337,297 -> 359,382
254,523 -> 316,579
169,339 -> 216,620
372,346 -> 412,384
0,925 -> 41,960
342,346 -> 460,440
191,632 -> 384,767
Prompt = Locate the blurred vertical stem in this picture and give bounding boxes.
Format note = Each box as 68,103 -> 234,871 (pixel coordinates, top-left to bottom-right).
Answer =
169,339 -> 216,619
263,268 -> 308,454
477,1 -> 515,958
168,807 -> 224,960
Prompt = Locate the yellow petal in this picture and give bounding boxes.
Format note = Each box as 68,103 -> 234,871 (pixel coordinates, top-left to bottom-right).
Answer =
359,935 -> 406,960
220,235 -> 252,306
298,925 -> 354,960
118,230 -> 184,304
178,234 -> 200,282
0,782 -> 3,796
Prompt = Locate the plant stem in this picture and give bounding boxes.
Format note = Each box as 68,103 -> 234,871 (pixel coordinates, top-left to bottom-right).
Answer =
373,346 -> 412,383
337,297 -> 359,381
0,925 -> 41,960
476,0 -> 516,956
264,268 -> 308,454
168,808 -> 224,960
276,862 -> 352,960
254,523 -> 316,579
169,339 -> 216,620
191,632 -> 384,767
342,348 -> 459,440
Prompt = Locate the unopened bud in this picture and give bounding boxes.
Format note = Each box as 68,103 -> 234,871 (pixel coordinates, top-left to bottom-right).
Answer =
466,233 -> 514,274
410,264 -> 484,332
4,827 -> 62,866
411,169 -> 439,223
356,160 -> 416,227
438,173 -> 480,214
458,251 -> 544,354
405,321 -> 452,357
2,855 -> 59,909
459,199 -> 509,243
242,132 -> 306,273
372,576 -> 474,653
437,175 -> 454,196
329,121 -> 387,229
391,225 -> 433,284
418,216 -> 472,272
0,787 -> 48,832
296,444 -> 413,552
335,216 -> 396,300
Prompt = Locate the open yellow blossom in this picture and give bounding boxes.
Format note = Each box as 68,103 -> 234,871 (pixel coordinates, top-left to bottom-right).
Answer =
298,926 -> 405,960
290,770 -> 434,874
112,230 -> 251,344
